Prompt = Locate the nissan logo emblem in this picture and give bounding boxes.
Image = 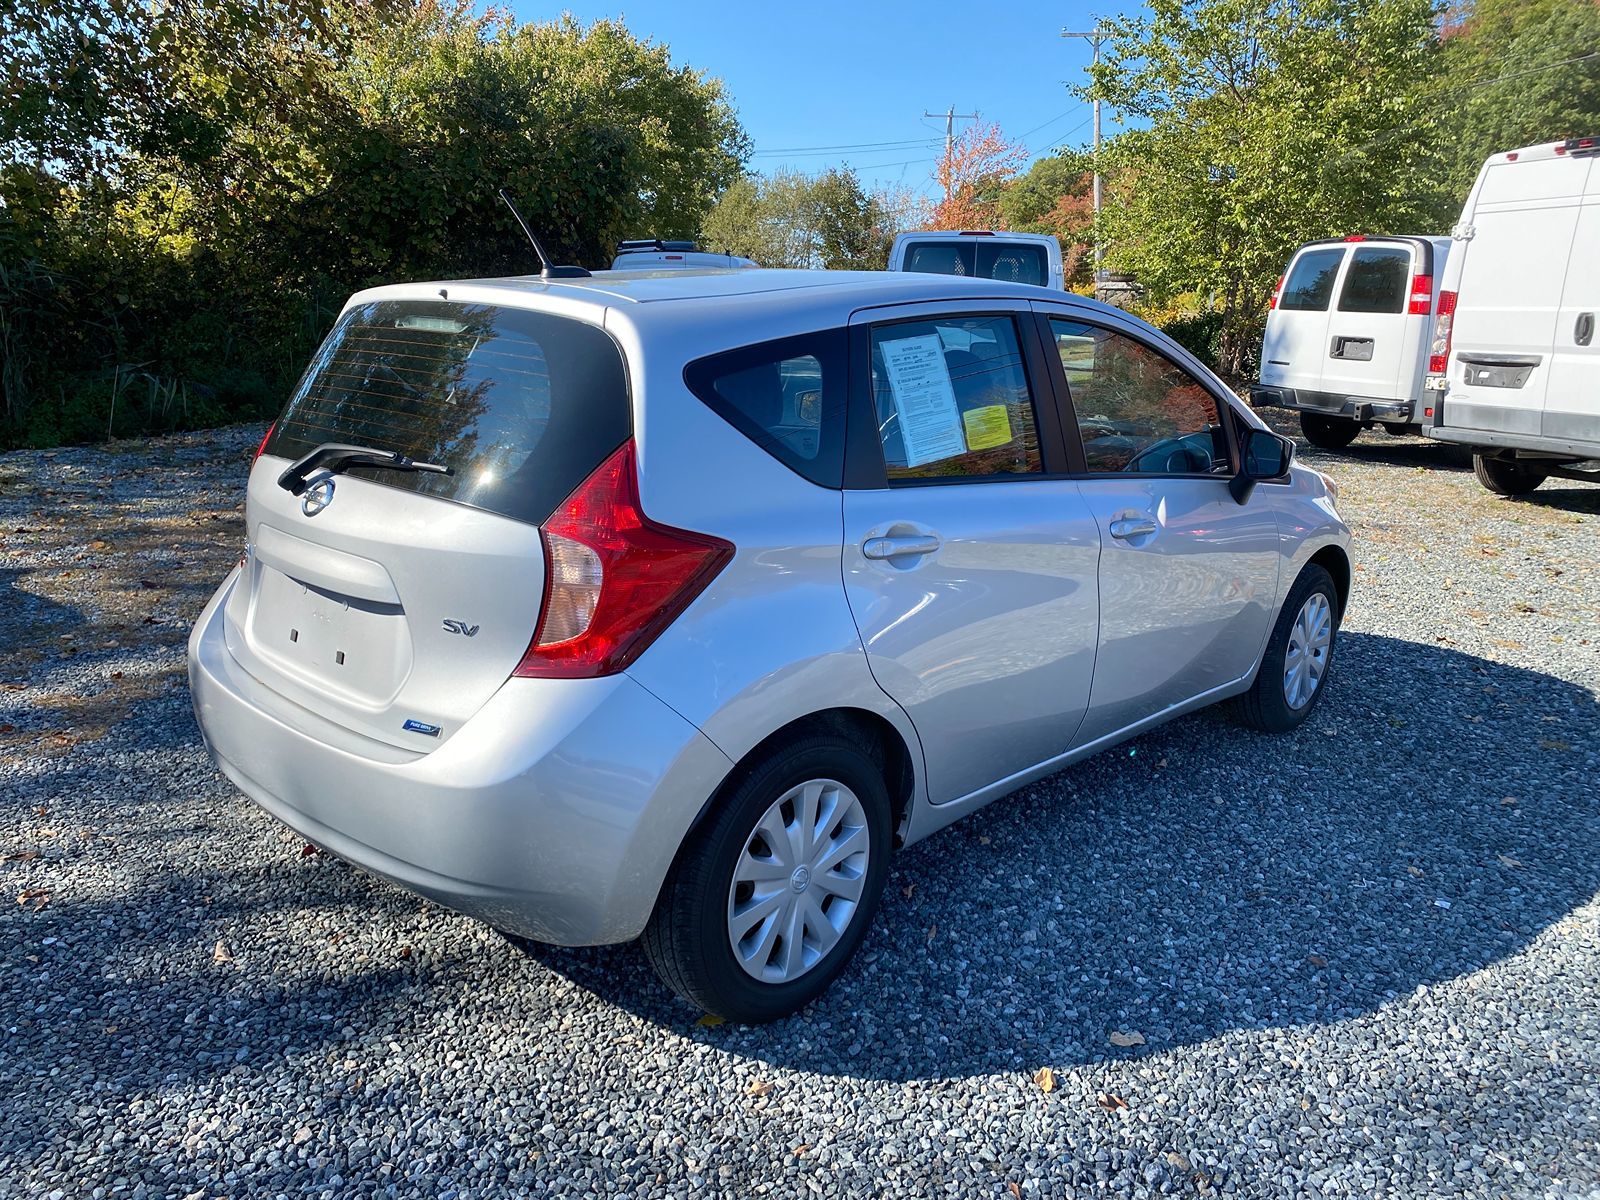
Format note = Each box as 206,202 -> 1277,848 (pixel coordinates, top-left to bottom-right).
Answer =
301,478 -> 335,517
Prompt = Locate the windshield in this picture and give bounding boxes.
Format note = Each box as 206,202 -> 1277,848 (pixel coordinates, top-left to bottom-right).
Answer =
265,300 -> 630,526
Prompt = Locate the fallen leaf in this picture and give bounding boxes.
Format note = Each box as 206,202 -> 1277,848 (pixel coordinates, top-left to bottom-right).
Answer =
16,888 -> 50,912
89,539 -> 110,551
745,1079 -> 774,1098
977,834 -> 991,845
0,724 -> 14,734
694,1013 -> 724,1028
398,946 -> 413,959
1008,1183 -> 1023,1199
1097,1093 -> 1129,1111
1406,865 -> 1424,877
300,843 -> 319,858
213,939 -> 234,963
901,883 -> 916,900
1109,1030 -> 1145,1048
792,1144 -> 809,1158
1307,954 -> 1328,968
3,850 -> 40,862
1496,854 -> 1523,869
1033,1066 -> 1056,1093
925,923 -> 937,946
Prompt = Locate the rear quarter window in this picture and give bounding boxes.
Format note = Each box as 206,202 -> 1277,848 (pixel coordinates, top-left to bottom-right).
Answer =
266,300 -> 630,526
1279,247 -> 1346,311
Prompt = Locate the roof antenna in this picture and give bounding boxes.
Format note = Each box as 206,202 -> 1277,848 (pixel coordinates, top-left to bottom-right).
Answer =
497,188 -> 592,279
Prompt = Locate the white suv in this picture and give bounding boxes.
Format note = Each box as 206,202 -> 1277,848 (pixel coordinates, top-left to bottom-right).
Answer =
189,268 -> 1351,1021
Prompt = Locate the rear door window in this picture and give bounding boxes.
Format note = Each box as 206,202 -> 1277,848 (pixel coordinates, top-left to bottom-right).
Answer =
1337,246 -> 1411,313
684,330 -> 847,487
266,300 -> 629,526
901,240 -> 1049,286
1279,248 -> 1346,311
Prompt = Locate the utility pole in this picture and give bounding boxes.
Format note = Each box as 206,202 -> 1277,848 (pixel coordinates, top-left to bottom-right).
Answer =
1061,24 -> 1108,276
923,106 -> 978,203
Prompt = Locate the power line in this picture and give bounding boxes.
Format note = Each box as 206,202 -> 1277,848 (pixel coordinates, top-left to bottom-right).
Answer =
749,137 -> 941,156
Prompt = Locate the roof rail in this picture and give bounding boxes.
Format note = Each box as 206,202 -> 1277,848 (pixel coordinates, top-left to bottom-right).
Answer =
616,239 -> 699,253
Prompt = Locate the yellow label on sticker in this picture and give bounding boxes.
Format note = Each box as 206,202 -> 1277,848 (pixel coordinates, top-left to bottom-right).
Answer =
962,405 -> 1011,451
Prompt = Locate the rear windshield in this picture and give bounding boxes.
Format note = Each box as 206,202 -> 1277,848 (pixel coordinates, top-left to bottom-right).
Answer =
265,300 -> 630,526
1279,247 -> 1345,311
901,240 -> 1050,287
1337,246 -> 1411,314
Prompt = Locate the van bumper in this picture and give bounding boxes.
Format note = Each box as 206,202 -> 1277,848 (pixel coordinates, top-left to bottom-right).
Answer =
187,574 -> 733,946
1250,385 -> 1414,424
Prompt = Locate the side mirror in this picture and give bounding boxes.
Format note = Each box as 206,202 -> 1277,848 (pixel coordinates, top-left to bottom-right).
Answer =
1229,427 -> 1294,504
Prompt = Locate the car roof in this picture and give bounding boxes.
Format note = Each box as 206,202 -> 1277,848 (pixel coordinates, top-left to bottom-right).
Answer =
351,267 -> 1070,311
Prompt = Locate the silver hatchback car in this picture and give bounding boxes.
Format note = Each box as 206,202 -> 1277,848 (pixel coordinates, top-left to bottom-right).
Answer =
189,269 -> 1350,1021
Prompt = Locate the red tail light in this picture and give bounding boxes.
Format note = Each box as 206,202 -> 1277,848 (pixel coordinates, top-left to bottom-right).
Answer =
1428,290 -> 1457,374
252,422 -> 275,466
1268,274 -> 1285,310
1408,275 -> 1433,316
513,441 -> 733,679
1342,234 -> 1366,242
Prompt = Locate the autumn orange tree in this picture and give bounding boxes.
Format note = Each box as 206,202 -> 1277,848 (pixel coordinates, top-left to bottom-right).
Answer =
929,120 -> 1028,230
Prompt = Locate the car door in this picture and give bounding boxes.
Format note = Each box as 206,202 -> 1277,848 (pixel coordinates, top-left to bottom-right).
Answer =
840,302 -> 1101,806
1544,156 -> 1600,444
1259,244 -> 1346,392
1036,307 -> 1281,746
1320,241 -> 1417,403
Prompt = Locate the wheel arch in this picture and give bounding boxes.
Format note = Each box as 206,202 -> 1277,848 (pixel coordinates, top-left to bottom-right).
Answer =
1307,543 -> 1351,618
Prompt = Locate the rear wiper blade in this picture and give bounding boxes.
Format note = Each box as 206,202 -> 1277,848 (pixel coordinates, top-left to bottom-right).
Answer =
277,443 -> 452,496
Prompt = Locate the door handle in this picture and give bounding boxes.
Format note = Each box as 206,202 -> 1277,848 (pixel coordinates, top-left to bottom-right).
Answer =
1577,312 -> 1595,347
1108,516 -> 1158,541
862,534 -> 941,560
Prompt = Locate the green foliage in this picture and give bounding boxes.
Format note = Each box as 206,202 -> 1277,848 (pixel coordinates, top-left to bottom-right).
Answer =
1085,0 -> 1451,374
997,151 -> 1095,283
700,168 -> 896,269
0,4 -> 747,448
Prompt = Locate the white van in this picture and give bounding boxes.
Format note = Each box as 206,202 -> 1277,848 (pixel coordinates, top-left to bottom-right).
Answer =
1425,138 -> 1600,494
610,240 -> 757,271
887,230 -> 1064,290
1251,235 -> 1450,449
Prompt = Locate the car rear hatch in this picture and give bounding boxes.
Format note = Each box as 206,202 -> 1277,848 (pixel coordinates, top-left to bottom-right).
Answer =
226,297 -> 631,750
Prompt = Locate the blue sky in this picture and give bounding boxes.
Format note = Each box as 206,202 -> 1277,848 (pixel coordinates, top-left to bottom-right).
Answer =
513,1 -> 1140,199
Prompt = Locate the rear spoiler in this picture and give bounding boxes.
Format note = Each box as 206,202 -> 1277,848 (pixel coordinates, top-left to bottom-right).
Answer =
1291,234 -> 1440,276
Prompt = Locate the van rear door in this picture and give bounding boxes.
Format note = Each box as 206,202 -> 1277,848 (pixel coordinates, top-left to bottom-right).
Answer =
228,298 -> 631,750
1544,152 -> 1600,446
1319,241 -> 1420,406
1446,155 -> 1590,436
1259,245 -> 1346,390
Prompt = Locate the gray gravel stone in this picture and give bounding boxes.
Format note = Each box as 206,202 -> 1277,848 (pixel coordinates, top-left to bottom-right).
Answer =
0,419 -> 1597,1199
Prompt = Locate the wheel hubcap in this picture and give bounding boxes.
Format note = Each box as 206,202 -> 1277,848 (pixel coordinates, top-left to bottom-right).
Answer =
726,778 -> 870,984
1282,592 -> 1333,709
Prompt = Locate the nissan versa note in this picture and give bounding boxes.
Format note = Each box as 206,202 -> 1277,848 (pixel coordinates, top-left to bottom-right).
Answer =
189,268 -> 1352,1021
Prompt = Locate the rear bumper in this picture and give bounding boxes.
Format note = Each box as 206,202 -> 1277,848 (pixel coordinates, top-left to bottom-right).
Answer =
187,573 -> 733,945
1426,423 -> 1600,462
1250,385 -> 1414,424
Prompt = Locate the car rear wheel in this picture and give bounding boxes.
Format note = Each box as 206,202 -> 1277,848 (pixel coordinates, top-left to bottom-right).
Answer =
643,734 -> 892,1022
1299,413 -> 1361,450
1473,453 -> 1547,496
1229,564 -> 1340,733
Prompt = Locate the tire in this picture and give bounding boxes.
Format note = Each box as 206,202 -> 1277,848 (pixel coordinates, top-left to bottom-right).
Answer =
642,734 -> 892,1022
1380,423 -> 1415,437
1299,412 -> 1362,450
1230,564 -> 1340,733
1473,453 -> 1547,496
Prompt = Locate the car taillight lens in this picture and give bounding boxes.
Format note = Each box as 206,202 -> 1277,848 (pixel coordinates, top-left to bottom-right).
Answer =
1428,290 -> 1457,374
1268,274 -> 1285,310
1408,275 -> 1433,316
252,422 -> 275,466
513,440 -> 733,679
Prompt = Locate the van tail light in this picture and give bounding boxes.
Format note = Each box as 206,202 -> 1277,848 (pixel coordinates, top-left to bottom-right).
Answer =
513,440 -> 733,679
252,422 -> 275,466
1408,275 -> 1433,316
1268,274 -> 1285,310
1428,290 -> 1457,374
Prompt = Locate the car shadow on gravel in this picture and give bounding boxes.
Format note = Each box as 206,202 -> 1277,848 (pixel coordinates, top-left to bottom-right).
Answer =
522,632 -> 1600,1079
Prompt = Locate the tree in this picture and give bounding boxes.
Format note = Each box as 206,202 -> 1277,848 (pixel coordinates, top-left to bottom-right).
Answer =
997,152 -> 1096,283
1086,0 -> 1449,374
1439,0 -> 1600,197
700,167 -> 897,269
929,121 -> 1028,230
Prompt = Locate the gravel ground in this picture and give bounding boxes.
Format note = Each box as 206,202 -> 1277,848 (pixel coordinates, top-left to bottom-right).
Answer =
1,417 -> 1597,1199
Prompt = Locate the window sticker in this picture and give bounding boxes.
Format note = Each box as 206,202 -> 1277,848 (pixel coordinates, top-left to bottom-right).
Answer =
961,404 -> 1011,451
879,334 -> 965,467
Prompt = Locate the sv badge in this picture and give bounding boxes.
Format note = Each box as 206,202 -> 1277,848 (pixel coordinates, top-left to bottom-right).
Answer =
442,619 -> 480,637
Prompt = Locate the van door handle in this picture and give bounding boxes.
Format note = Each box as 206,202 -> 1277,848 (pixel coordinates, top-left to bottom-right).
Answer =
862,534 -> 941,560
1109,516 -> 1158,540
1577,312 -> 1595,347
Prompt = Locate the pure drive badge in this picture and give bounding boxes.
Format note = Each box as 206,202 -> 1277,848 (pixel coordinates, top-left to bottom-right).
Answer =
402,719 -> 442,737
